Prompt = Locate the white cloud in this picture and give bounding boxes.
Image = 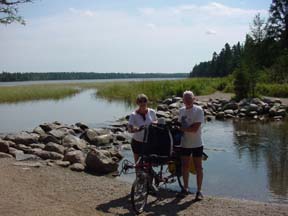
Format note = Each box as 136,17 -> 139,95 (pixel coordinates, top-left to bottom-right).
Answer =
206,29 -> 217,35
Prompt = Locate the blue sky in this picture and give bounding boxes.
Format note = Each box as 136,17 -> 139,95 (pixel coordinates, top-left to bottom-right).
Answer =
0,0 -> 271,73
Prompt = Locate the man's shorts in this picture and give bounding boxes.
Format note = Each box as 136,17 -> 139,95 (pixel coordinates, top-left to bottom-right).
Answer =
131,139 -> 144,154
181,146 -> 203,157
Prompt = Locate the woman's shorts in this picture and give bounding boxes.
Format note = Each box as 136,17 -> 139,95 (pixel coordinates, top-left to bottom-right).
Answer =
131,139 -> 144,154
181,146 -> 203,157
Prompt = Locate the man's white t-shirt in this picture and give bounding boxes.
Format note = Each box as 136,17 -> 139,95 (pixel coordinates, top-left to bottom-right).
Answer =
128,108 -> 157,142
178,105 -> 204,148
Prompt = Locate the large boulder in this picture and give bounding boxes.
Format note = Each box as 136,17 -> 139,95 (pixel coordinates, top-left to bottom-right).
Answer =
39,134 -> 61,144
0,152 -> 13,159
34,150 -> 64,160
62,135 -> 87,150
0,139 -> 9,153
39,122 -> 62,132
70,163 -> 85,172
44,142 -> 65,154
4,132 -> 39,145
85,149 -> 118,174
63,150 -> 85,165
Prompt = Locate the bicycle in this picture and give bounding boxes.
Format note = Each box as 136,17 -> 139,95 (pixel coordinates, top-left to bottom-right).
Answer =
119,123 -> 184,214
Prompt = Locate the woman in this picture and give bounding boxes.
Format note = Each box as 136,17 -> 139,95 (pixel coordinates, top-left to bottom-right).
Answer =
128,94 -> 157,163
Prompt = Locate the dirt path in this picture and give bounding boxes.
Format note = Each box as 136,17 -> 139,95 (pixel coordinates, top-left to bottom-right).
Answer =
0,158 -> 287,216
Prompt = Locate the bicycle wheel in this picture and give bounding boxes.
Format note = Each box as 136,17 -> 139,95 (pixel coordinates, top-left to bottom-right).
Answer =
131,172 -> 149,214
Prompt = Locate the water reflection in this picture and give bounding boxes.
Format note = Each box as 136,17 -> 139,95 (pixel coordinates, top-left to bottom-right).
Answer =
232,120 -> 288,201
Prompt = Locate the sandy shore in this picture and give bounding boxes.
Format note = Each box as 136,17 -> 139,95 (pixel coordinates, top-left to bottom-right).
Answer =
0,158 -> 287,216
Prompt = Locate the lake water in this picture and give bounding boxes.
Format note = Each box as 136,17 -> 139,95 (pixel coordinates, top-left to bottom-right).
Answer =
0,82 -> 287,204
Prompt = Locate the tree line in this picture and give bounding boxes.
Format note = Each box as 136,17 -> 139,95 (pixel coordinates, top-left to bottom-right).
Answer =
0,72 -> 188,82
190,0 -> 288,99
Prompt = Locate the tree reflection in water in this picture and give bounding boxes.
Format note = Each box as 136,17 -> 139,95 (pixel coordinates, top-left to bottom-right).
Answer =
233,120 -> 288,199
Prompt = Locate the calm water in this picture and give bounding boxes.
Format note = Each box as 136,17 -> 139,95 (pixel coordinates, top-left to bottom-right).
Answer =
0,90 -> 134,133
0,83 -> 287,204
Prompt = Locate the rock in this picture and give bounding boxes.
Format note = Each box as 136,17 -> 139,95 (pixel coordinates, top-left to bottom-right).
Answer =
4,132 -> 39,145
39,134 -> 61,144
224,109 -> 234,115
30,143 -> 45,149
55,160 -> 70,167
172,97 -> 182,103
248,111 -> 258,117
0,152 -> 13,159
276,109 -> 286,117
39,122 -> 61,132
86,133 -> 113,146
13,162 -> 43,168
44,142 -> 65,154
215,112 -> 225,120
62,135 -> 87,150
168,102 -> 180,109
269,107 -> 278,116
15,153 -> 41,161
0,139 -> 9,153
63,150 -> 85,165
156,111 -> 170,119
223,102 -> 238,110
70,163 -> 85,172
162,98 -> 173,105
75,122 -> 89,130
48,128 -> 70,140
34,150 -> 64,160
157,104 -> 169,111
248,104 -> 259,112
9,147 -> 24,158
85,148 -> 118,174
33,126 -> 46,136
107,149 -> 123,161
115,134 -> 127,142
82,128 -> 111,143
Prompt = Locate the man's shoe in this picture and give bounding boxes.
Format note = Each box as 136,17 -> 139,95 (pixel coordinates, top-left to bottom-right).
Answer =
177,189 -> 190,198
195,191 -> 203,200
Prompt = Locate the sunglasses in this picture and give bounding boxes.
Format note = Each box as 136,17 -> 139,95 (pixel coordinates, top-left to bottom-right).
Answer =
138,99 -> 147,103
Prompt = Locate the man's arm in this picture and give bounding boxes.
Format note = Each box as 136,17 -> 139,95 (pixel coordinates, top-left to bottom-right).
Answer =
180,122 -> 201,133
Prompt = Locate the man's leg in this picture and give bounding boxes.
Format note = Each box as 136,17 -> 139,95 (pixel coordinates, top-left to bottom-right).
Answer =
181,155 -> 192,191
193,156 -> 203,199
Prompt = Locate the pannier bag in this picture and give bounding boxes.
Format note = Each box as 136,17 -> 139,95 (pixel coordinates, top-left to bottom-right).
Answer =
142,124 -> 173,156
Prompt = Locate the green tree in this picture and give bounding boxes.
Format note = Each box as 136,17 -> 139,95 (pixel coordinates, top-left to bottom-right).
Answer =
233,64 -> 250,100
0,0 -> 33,25
267,0 -> 288,49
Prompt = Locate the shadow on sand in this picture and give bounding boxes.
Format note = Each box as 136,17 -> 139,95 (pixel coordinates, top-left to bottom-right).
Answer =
95,188 -> 200,215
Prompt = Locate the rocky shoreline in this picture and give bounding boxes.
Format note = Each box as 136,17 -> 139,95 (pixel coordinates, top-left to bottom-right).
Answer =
0,96 -> 287,175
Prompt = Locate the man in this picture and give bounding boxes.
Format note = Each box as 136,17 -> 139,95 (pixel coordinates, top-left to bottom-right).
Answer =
178,90 -> 204,200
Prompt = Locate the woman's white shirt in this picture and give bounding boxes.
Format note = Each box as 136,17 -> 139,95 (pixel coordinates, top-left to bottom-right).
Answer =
128,108 -> 157,142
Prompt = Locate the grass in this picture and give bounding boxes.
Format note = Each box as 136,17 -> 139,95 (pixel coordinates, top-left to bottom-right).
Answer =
0,84 -> 80,103
0,78 -> 287,104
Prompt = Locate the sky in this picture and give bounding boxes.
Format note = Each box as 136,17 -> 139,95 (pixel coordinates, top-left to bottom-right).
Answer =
0,0 -> 271,73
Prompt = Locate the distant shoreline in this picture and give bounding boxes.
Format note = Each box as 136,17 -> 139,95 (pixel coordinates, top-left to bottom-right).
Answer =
0,72 -> 189,82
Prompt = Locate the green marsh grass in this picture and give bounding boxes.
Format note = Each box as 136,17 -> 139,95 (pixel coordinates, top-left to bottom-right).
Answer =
0,84 -> 80,103
0,78 -> 287,104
